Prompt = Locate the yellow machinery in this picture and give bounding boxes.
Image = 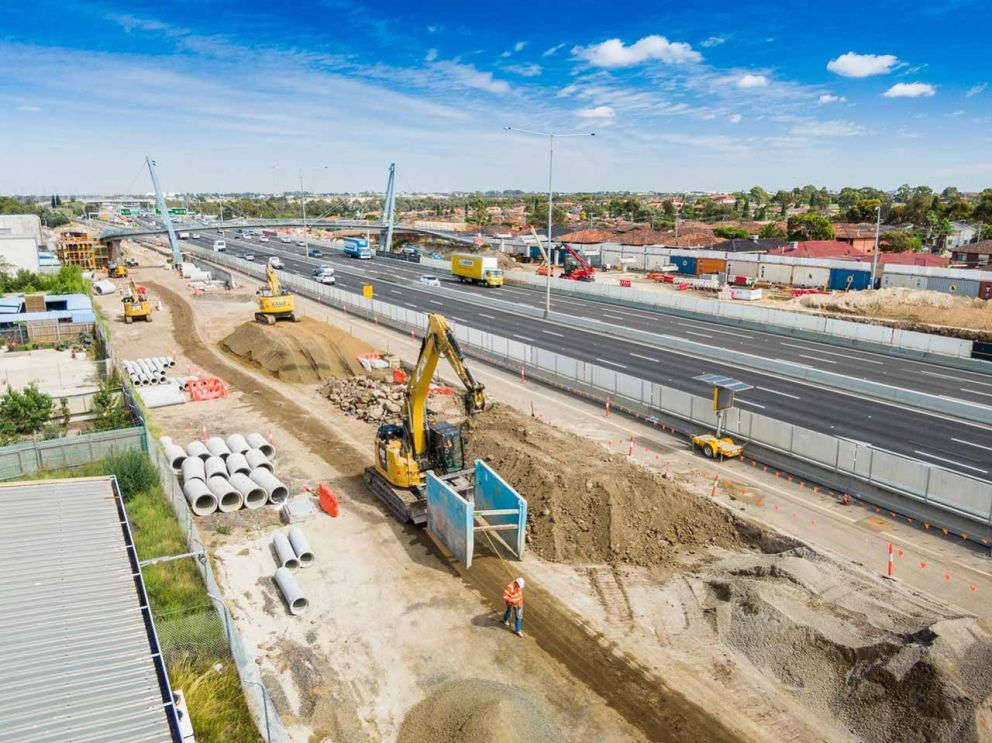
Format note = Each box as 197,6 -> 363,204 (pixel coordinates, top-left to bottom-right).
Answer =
122,281 -> 152,324
256,264 -> 298,324
108,261 -> 127,278
691,434 -> 743,459
364,313 -> 486,524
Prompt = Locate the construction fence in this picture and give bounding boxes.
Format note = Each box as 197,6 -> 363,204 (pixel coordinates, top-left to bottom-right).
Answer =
190,247 -> 992,533
0,426 -> 146,481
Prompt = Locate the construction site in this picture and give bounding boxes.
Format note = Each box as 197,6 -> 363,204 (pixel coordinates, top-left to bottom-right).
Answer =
53,232 -> 990,743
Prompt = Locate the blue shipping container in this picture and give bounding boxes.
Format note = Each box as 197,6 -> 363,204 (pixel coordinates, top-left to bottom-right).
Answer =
828,267 -> 871,291
671,255 -> 697,275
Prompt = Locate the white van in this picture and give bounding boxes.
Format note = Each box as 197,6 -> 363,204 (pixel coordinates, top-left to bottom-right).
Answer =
312,266 -> 336,285
212,239 -> 226,252
268,256 -> 284,269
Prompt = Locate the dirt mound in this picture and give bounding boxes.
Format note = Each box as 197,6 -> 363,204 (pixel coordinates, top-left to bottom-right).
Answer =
464,404 -> 751,566
397,679 -> 560,743
220,318 -> 376,382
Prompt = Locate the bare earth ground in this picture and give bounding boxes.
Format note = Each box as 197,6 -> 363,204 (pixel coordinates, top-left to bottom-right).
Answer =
93,245 -> 992,743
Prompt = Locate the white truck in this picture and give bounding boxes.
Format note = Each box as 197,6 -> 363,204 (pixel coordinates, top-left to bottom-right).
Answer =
312,265 -> 336,285
212,239 -> 226,252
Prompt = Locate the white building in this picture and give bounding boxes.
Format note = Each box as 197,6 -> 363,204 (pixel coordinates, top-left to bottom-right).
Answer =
0,214 -> 43,274
946,222 -> 978,251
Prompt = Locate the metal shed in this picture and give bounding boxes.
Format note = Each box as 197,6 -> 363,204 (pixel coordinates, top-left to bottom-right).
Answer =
0,477 -> 181,743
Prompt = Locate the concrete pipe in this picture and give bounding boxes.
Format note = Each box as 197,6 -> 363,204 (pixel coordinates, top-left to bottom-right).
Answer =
288,527 -> 315,568
272,533 -> 300,571
204,456 -> 228,480
229,472 -> 267,510
245,448 -> 273,472
181,456 -> 206,484
274,567 -> 308,616
246,432 -> 275,458
138,359 -> 156,377
205,437 -> 232,460
186,440 -> 211,460
249,468 -> 289,505
207,476 -> 243,513
155,356 -> 171,369
162,441 -> 187,470
182,479 -> 218,517
225,433 -> 251,455
225,452 -> 251,476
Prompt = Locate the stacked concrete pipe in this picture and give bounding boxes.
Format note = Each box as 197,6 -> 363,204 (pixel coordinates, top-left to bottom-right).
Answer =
207,476 -> 243,513
288,527 -> 314,568
245,448 -> 272,472
246,432 -> 275,458
182,479 -> 218,516
249,468 -> 288,505
160,437 -> 187,469
272,533 -> 300,571
204,456 -> 228,480
228,473 -> 267,510
226,434 -> 251,455
225,452 -> 251,476
185,440 -> 210,460
205,437 -> 232,460
274,567 -> 308,615
181,456 -> 206,484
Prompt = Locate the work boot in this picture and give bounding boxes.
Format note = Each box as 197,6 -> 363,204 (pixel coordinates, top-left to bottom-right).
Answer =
515,630 -> 523,637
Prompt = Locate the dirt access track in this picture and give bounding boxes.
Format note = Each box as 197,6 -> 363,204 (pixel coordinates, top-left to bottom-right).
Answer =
140,277 -> 738,742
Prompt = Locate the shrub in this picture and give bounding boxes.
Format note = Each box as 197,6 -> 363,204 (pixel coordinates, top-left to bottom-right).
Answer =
104,449 -> 159,501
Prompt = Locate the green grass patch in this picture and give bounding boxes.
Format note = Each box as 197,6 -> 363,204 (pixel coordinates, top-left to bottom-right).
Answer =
169,656 -> 262,743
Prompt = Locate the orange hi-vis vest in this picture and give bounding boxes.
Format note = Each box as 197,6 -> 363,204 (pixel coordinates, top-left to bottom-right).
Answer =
503,582 -> 523,608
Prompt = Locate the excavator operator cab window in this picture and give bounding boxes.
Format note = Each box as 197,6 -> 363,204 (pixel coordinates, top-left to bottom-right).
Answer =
429,422 -> 464,474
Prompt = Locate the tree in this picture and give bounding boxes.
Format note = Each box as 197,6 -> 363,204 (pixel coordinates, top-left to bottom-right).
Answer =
91,380 -> 129,432
741,198 -> 751,220
787,213 -> 835,241
749,186 -> 769,205
50,195 -> 56,209
837,187 -> 863,210
713,226 -> 750,239
0,383 -> 54,444
469,196 -> 489,226
55,194 -> 62,207
661,200 -> 677,219
846,198 -> 882,223
759,223 -> 786,239
879,231 -> 922,252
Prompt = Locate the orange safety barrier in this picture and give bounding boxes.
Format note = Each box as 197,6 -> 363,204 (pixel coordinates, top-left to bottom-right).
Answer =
188,376 -> 228,401
392,368 -> 408,384
318,483 -> 340,517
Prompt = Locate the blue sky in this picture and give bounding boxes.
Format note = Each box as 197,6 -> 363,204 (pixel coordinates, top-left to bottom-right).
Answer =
1,0 -> 990,194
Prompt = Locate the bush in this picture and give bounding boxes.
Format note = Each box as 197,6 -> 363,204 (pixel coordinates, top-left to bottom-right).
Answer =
104,449 -> 159,501
713,226 -> 750,239
0,383 -> 54,444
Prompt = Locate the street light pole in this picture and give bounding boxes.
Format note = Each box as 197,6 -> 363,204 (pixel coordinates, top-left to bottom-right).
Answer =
870,205 -> 881,290
300,171 -> 308,257
505,127 -> 595,318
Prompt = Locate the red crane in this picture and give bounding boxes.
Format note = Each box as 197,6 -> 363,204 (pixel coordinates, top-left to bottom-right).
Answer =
560,243 -> 597,282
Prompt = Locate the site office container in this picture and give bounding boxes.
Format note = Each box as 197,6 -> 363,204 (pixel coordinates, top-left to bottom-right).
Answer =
671,255 -> 698,275
926,276 -> 980,298
696,257 -> 727,275
726,258 -> 758,278
828,267 -> 871,291
980,282 -> 992,301
791,266 -> 831,289
881,270 -> 927,290
757,262 -> 793,284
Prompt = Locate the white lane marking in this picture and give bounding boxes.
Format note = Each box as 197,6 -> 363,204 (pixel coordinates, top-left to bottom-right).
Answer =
429,300 -> 444,306
677,322 -> 753,339
478,313 -> 496,319
388,289 -> 402,294
542,330 -> 564,337
756,386 -> 801,400
913,450 -> 988,474
952,438 -> 992,452
595,358 -> 628,369
921,370 -> 992,387
403,303 -> 417,308
685,331 -> 713,339
602,313 -> 626,320
448,317 -> 465,323
513,334 -> 535,342
773,358 -> 813,368
961,388 -> 992,399
781,341 -> 884,364
629,352 -> 661,362
736,398 -> 766,409
799,354 -> 836,364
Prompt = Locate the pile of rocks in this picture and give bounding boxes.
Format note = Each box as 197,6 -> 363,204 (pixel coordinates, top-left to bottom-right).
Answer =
320,376 -> 405,423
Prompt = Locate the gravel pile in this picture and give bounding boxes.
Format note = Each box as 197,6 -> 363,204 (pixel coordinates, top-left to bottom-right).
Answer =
319,376 -> 406,423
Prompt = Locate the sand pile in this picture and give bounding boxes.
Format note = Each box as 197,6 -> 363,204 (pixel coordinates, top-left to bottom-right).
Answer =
221,318 -> 375,382
463,404 -> 752,566
397,679 -> 560,743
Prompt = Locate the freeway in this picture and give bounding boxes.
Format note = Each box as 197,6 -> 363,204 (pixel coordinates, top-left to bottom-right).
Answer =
182,234 -> 992,481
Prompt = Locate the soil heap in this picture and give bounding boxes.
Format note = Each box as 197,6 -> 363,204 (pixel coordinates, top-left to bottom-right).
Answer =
463,404 -> 751,566
397,679 -> 560,743
221,318 -> 375,383
319,376 -> 465,424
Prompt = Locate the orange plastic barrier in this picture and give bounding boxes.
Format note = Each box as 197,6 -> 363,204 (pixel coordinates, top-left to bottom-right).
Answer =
188,377 -> 228,401
318,483 -> 340,517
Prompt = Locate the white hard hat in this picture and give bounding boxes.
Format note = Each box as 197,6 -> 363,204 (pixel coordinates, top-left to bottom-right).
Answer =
515,577 -> 525,588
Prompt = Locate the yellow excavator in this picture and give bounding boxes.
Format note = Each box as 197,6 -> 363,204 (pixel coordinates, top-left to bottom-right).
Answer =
108,261 -> 127,278
256,264 -> 299,324
364,313 -> 486,524
122,280 -> 152,323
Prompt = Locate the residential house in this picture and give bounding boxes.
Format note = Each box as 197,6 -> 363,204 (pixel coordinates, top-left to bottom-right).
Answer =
950,240 -> 992,268
946,223 -> 979,251
833,223 -> 877,252
767,240 -> 872,260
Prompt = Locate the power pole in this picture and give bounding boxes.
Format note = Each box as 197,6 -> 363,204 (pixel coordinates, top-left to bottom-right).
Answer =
381,163 -> 396,253
146,156 -> 181,266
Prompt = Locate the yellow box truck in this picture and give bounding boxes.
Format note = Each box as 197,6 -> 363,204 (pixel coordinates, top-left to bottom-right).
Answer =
451,254 -> 503,287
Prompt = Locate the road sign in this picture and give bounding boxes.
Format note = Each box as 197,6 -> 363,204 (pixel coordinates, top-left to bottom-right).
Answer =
154,208 -> 187,215
119,208 -> 134,216
362,284 -> 374,299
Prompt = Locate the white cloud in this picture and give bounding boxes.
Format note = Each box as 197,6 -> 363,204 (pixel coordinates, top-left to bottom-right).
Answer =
504,63 -> 542,77
543,43 -> 566,57
571,35 -> 701,68
966,83 -> 987,97
430,60 -> 511,94
737,74 -> 768,88
500,51 -> 511,58
883,82 -> 936,98
818,94 -> 846,104
514,41 -> 527,52
700,37 -> 725,48
791,120 -> 865,137
826,52 -> 900,78
18,104 -> 41,112
426,24 -> 441,34
424,48 -> 437,62
557,83 -> 578,97
577,105 -> 615,119
729,113 -> 742,123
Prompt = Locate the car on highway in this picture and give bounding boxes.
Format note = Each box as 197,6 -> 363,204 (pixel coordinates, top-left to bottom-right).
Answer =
295,239 -> 306,247
280,236 -> 291,243
258,236 -> 269,242
242,234 -> 252,241
243,253 -> 255,261
191,232 -> 201,238
308,248 -> 322,257
124,257 -> 139,267
313,266 -> 336,285
268,256 -> 284,269
418,275 -> 441,287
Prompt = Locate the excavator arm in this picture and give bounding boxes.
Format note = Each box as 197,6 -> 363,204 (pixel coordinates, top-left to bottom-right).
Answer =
405,314 -> 485,456
265,264 -> 281,295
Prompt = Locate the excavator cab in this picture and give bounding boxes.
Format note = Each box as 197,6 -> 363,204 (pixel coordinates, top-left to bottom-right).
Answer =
429,422 -> 465,474
108,261 -> 127,278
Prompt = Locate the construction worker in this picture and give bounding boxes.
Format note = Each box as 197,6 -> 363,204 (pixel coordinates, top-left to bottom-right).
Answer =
502,577 -> 524,636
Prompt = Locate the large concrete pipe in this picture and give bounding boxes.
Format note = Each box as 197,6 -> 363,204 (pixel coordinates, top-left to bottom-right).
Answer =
249,468 -> 289,505
288,527 -> 315,568
207,476 -> 243,513
181,456 -> 206,484
246,432 -> 275,458
245,448 -> 273,472
204,456 -> 228,480
205,437 -> 232,460
186,440 -> 210,460
182,479 -> 218,516
273,567 -> 308,616
225,452 -> 251,476
229,472 -> 267,510
161,437 -> 187,469
272,533 -> 300,571
225,433 -> 250,455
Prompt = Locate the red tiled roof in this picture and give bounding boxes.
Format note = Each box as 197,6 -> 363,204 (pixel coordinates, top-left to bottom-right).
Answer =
833,223 -> 877,239
768,240 -> 872,259
557,228 -> 616,244
671,233 -> 727,247
951,240 -> 992,254
619,229 -> 674,246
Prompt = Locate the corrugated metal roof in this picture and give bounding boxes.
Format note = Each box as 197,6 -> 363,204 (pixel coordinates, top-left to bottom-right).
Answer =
0,477 -> 180,743
45,294 -> 93,312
